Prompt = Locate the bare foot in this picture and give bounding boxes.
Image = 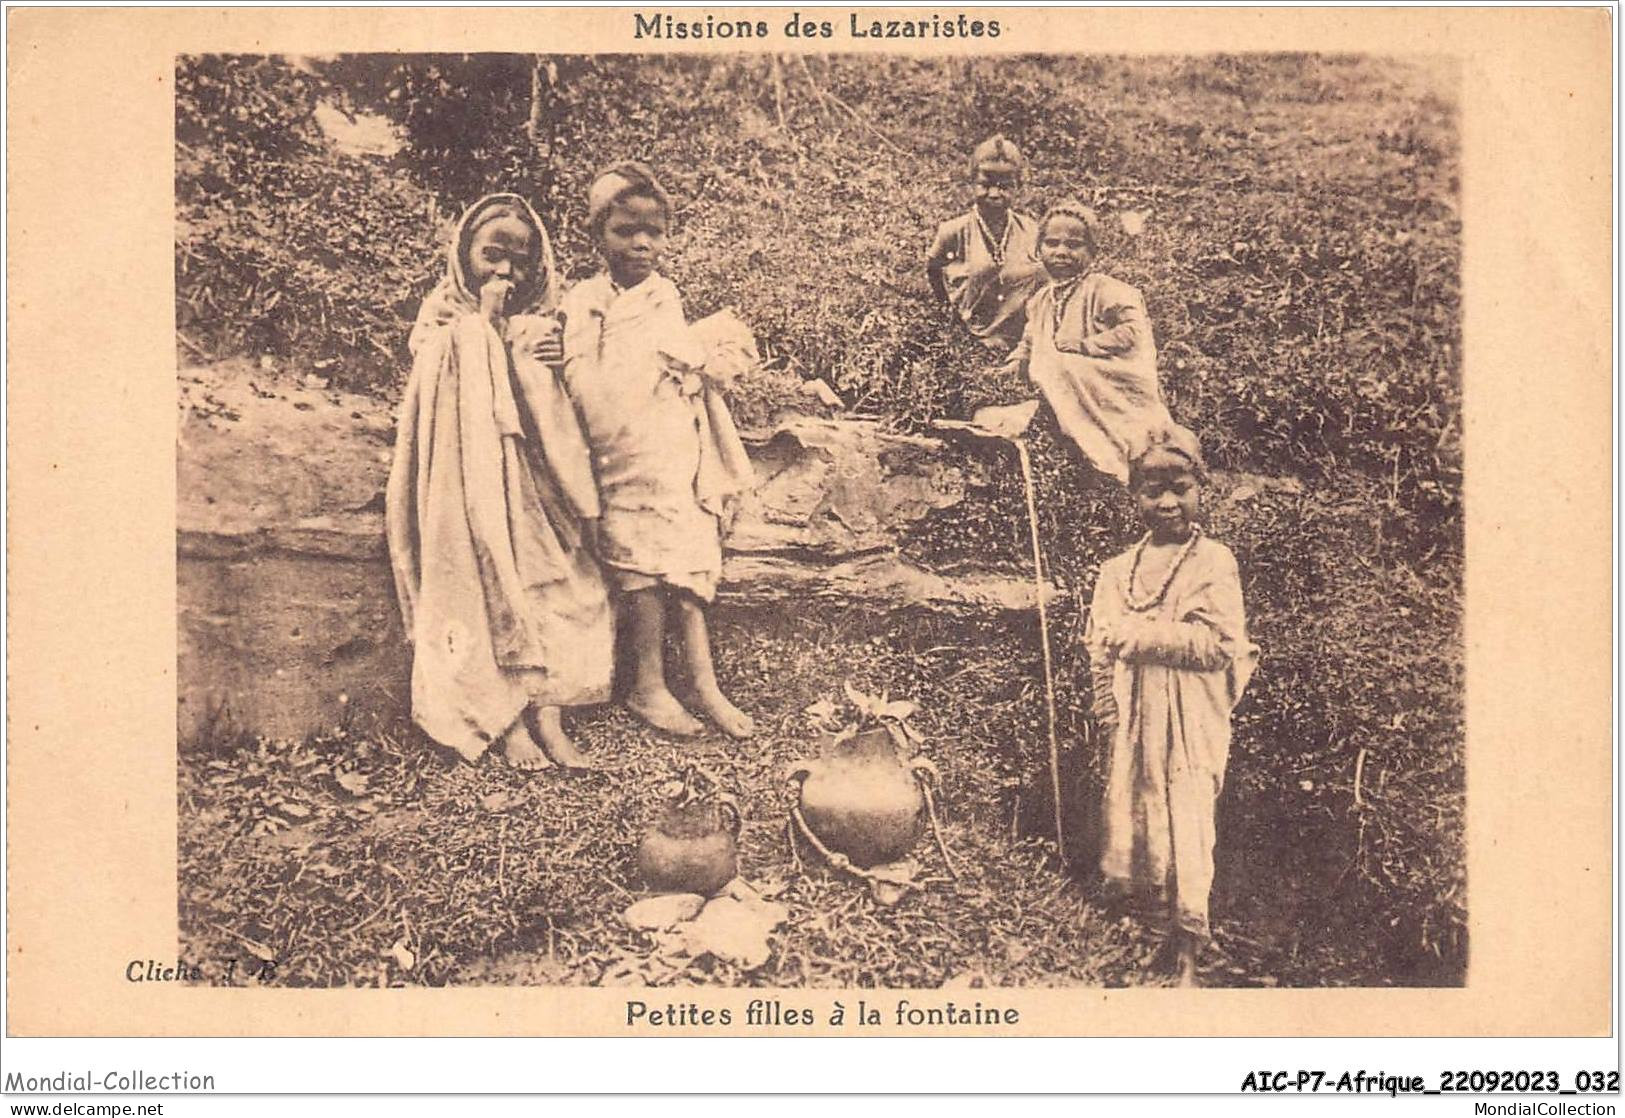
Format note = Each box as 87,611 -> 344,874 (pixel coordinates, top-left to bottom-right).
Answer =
693,685 -> 754,739
534,706 -> 595,770
1152,931 -> 1201,987
500,718 -> 554,771
626,686 -> 704,736
1175,939 -> 1200,988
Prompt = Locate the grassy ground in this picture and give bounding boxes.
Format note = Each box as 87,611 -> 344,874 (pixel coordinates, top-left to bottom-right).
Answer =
181,602 -> 1390,988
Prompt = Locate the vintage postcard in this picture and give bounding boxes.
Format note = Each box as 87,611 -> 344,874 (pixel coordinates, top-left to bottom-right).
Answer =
5,5 -> 1613,1046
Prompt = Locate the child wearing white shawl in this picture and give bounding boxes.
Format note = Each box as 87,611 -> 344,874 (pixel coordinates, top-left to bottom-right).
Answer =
1086,425 -> 1259,985
558,162 -> 757,739
386,194 -> 613,770
1000,200 -> 1171,484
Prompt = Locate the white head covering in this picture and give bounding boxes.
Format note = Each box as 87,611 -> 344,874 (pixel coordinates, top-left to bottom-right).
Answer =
447,192 -> 559,312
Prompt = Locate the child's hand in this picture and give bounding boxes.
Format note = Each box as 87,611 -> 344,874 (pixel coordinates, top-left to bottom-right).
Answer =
1080,332 -> 1130,357
1098,618 -> 1148,656
480,279 -> 514,323
510,315 -> 565,363
1099,623 -> 1124,655
532,335 -> 564,364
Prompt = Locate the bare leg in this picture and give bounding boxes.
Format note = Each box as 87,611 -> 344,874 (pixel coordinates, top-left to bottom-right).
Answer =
1174,931 -> 1200,988
500,714 -> 553,771
622,587 -> 703,736
533,705 -> 594,770
674,595 -> 754,739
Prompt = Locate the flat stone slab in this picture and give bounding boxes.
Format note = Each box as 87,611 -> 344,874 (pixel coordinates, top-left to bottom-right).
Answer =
176,362 -> 1054,743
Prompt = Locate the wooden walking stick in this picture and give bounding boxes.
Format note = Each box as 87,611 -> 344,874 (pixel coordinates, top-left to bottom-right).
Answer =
934,401 -> 1067,862
1012,437 -> 1066,863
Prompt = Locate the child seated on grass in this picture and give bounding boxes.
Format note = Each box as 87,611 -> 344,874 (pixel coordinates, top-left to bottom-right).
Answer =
998,199 -> 1170,484
386,193 -> 613,772
925,134 -> 1047,357
558,162 -> 756,740
1085,425 -> 1258,985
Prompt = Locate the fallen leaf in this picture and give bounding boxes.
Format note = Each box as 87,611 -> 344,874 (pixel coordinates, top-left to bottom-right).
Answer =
623,893 -> 706,931
239,936 -> 276,962
1119,210 -> 1148,237
480,790 -> 519,813
388,939 -> 415,972
678,895 -> 788,970
864,858 -> 921,906
276,802 -> 311,820
967,399 -> 1040,439
334,770 -> 370,797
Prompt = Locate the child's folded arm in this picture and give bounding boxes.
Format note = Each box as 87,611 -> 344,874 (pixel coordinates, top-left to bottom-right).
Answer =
1079,296 -> 1152,356
1115,615 -> 1230,671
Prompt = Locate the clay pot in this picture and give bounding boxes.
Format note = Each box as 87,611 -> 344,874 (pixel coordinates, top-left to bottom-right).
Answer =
789,727 -> 940,868
636,774 -> 742,897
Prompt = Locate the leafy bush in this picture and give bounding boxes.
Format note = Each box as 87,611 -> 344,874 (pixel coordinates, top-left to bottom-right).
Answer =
176,55 -> 441,391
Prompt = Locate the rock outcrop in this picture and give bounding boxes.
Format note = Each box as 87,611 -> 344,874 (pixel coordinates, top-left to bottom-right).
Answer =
177,363 -> 1053,742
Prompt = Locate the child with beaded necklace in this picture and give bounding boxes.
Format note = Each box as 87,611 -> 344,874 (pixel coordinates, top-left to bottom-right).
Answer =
925,134 -> 1047,356
998,199 -> 1170,485
1085,426 -> 1258,985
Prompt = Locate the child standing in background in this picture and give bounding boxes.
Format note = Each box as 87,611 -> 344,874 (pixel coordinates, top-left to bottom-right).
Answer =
386,194 -> 613,771
1085,426 -> 1258,985
999,199 -> 1170,485
925,134 -> 1047,356
559,162 -> 756,740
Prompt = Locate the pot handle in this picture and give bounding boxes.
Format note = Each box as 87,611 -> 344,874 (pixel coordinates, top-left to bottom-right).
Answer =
784,760 -> 813,785
711,791 -> 743,838
910,756 -> 941,793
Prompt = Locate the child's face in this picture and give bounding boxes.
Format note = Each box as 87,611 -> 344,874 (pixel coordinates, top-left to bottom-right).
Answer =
972,164 -> 1019,217
467,214 -> 538,301
600,194 -> 668,288
1133,464 -> 1200,543
1039,214 -> 1093,281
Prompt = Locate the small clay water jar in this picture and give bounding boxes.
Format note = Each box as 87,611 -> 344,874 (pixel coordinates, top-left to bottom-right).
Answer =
789,727 -> 940,868
636,772 -> 742,897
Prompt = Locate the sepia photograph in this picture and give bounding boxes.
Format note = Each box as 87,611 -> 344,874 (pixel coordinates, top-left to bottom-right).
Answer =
173,47 -> 1465,994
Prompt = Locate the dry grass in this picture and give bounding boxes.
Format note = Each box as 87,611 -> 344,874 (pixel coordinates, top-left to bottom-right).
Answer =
180,603 -> 1374,989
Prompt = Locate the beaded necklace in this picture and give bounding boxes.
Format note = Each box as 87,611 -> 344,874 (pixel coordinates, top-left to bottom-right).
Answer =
1124,524 -> 1201,613
974,207 -> 1012,267
1050,276 -> 1083,335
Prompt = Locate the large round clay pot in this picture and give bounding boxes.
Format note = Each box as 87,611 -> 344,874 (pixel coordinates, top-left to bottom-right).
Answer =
790,728 -> 939,868
636,793 -> 741,897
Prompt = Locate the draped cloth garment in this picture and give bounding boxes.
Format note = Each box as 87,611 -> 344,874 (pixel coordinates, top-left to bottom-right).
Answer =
1014,273 -> 1170,484
1085,536 -> 1259,937
385,194 -> 613,760
926,208 -> 1047,348
558,271 -> 754,602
